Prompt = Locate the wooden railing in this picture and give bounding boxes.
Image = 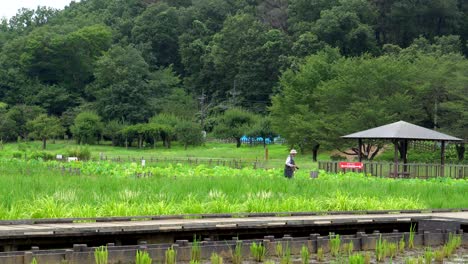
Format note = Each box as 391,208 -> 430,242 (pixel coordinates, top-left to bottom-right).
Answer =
99,155 -> 261,169
318,161 -> 468,179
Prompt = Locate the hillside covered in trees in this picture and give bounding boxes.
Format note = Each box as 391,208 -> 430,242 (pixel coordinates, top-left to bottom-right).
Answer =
0,0 -> 466,156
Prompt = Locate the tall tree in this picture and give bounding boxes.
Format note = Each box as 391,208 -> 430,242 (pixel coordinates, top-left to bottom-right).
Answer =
71,111 -> 103,145
147,66 -> 185,112
208,13 -> 291,112
213,107 -> 257,147
411,54 -> 468,139
175,120 -> 204,149
7,7 -> 58,33
150,113 -> 180,148
270,48 -> 341,159
89,45 -> 152,124
156,88 -> 198,120
132,3 -> 181,69
0,105 -> 17,142
313,55 -> 423,159
27,114 -> 64,149
101,0 -> 146,41
190,0 -> 241,32
21,25 -> 111,86
30,84 -> 76,116
287,0 -> 339,35
311,0 -> 378,56
247,117 -> 276,148
372,0 -> 463,47
257,0 -> 288,30
5,105 -> 45,139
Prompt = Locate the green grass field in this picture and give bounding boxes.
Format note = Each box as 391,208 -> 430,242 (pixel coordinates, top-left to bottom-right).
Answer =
0,156 -> 467,220
0,140 -> 328,170
0,141 -> 466,220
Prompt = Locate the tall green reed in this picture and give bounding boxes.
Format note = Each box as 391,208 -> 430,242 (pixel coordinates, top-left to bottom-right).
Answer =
348,253 -> 364,264
275,241 -> 283,257
136,250 -> 152,264
165,246 -> 177,264
329,234 -> 341,257
191,236 -> 201,262
210,252 -> 223,264
250,242 -> 266,262
231,240 -> 243,264
408,224 -> 416,249
300,244 -> 309,264
94,246 -> 108,264
280,242 -> 291,264
424,247 -> 433,264
316,247 -> 324,262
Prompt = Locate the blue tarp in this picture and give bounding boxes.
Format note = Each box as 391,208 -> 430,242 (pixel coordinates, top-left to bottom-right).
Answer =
240,136 -> 275,144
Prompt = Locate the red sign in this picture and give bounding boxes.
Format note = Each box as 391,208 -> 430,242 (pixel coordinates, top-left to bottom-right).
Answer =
339,162 -> 363,169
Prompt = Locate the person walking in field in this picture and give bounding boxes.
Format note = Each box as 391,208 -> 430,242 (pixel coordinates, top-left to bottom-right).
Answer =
284,149 -> 298,178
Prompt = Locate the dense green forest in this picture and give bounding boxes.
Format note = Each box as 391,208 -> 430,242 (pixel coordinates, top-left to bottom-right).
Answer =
0,0 -> 466,158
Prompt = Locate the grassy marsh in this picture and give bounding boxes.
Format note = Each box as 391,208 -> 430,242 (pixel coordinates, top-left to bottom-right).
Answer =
0,158 -> 466,220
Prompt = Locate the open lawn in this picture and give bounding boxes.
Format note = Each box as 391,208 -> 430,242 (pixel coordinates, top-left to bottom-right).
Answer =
0,140 -> 329,170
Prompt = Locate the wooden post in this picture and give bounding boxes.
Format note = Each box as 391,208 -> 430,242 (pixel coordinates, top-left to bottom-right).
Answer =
265,147 -> 269,161
394,139 -> 398,177
403,139 -> 408,173
441,141 -> 445,177
358,139 -> 362,162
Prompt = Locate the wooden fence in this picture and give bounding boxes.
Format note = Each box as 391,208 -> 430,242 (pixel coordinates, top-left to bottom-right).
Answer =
99,155 -> 261,169
318,161 -> 468,179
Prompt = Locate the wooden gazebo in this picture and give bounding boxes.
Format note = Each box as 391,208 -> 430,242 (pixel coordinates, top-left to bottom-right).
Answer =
342,121 -> 463,177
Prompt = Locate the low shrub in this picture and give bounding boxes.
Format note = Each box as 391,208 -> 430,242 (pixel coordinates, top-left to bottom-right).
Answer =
12,152 -> 23,159
29,151 -> 55,161
67,146 -> 91,161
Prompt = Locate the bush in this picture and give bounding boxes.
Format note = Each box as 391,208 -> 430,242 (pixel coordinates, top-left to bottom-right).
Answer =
408,151 -> 439,163
67,146 -> 91,161
29,151 -> 55,161
12,151 -> 23,159
373,150 -> 394,162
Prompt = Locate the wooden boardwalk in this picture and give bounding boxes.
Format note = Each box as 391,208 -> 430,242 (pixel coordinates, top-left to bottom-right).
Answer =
1,211 -> 467,263
1,211 -> 467,239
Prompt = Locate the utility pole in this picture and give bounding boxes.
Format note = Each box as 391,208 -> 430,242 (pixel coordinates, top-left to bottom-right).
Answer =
198,89 -> 206,129
229,79 -> 241,107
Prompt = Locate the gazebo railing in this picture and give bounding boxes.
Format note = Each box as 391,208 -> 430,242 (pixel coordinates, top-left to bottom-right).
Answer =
318,161 -> 468,179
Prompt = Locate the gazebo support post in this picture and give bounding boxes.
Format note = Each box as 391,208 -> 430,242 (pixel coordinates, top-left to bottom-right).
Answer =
393,139 -> 398,177
441,141 -> 445,177
403,139 -> 408,172
358,139 -> 362,162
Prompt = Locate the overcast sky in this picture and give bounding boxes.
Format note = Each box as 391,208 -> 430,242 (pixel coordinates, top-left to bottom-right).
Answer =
1,0 -> 79,19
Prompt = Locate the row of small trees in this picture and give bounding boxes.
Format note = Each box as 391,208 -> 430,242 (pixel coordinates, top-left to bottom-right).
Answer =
73,109 -> 276,150
0,104 -> 276,150
63,112 -> 205,150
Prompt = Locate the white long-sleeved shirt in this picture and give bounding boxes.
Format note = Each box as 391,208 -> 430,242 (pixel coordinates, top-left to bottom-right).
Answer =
285,155 -> 295,167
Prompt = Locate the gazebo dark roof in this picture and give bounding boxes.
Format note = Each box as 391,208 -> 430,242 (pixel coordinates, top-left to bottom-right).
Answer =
341,121 -> 462,176
342,121 -> 462,141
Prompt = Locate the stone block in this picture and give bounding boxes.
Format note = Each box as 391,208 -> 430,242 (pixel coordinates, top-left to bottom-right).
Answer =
424,231 -> 444,246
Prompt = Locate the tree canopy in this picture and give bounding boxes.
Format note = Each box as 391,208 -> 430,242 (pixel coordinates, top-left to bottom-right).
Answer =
0,0 -> 466,154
